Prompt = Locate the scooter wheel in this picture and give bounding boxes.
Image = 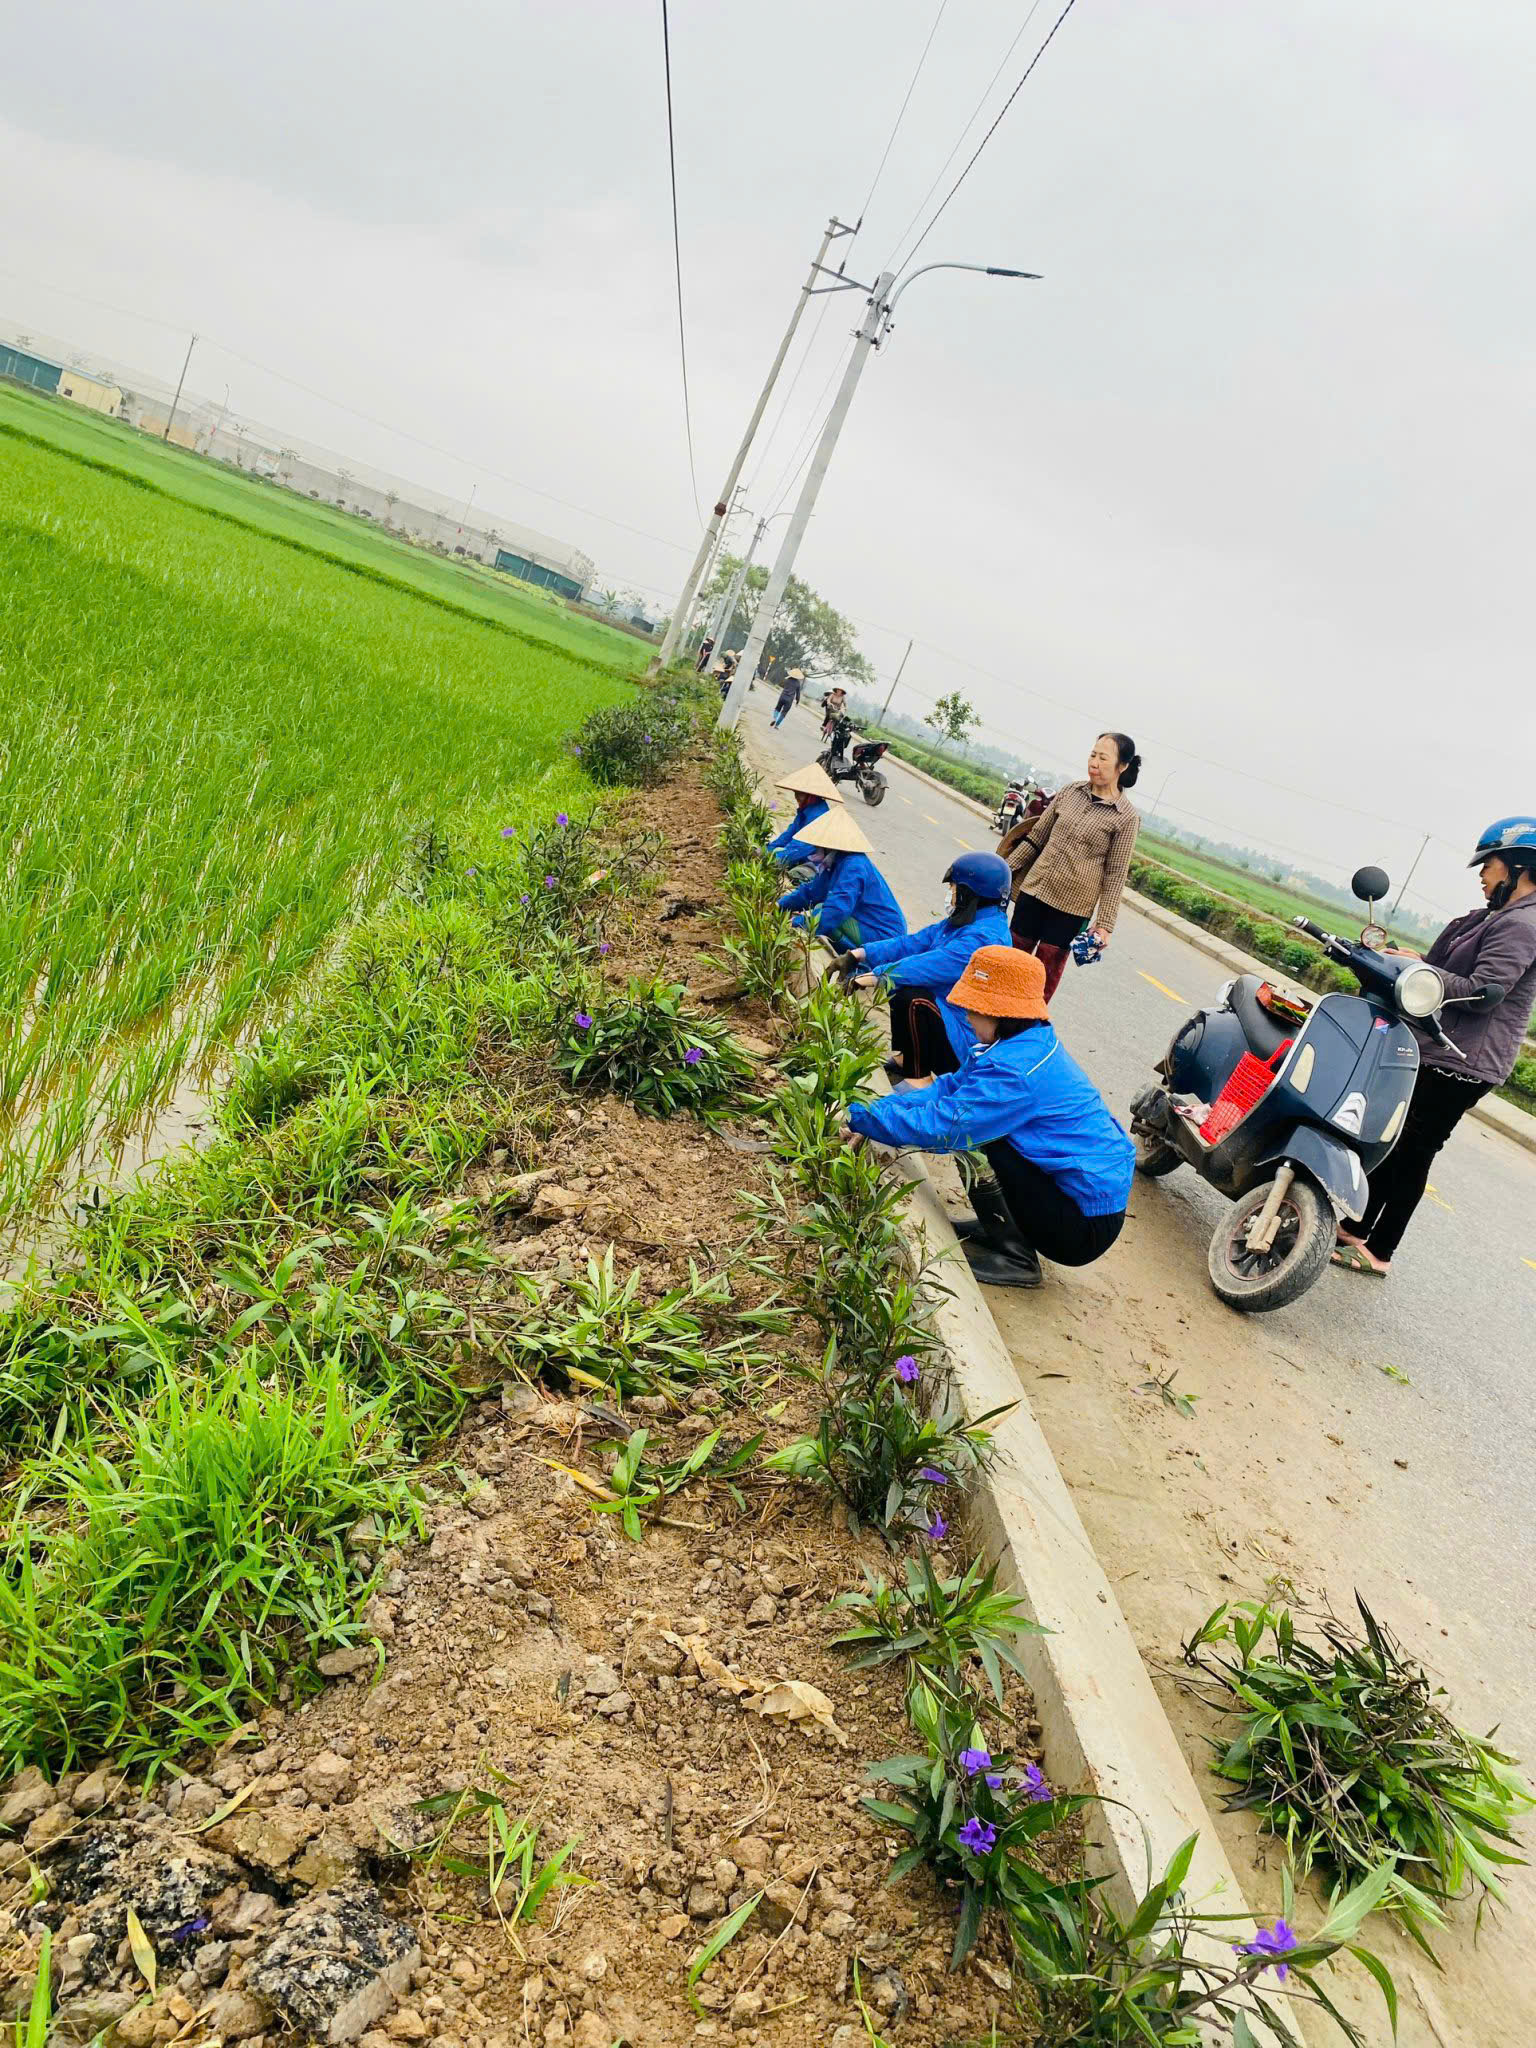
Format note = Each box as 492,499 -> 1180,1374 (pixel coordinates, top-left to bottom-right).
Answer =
1133,1132 -> 1181,1178
1207,1173 -> 1333,1313
862,781 -> 887,806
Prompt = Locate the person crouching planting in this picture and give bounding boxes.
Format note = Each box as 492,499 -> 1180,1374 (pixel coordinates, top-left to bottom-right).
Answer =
776,805 -> 907,951
839,851 -> 1014,1082
845,946 -> 1134,1289
766,760 -> 844,866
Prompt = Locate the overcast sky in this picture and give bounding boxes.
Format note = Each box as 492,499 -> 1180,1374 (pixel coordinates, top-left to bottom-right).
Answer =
4,0 -> 1533,922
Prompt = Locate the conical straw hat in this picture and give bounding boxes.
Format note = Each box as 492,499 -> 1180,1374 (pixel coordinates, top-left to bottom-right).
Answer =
774,761 -> 844,804
794,805 -> 875,857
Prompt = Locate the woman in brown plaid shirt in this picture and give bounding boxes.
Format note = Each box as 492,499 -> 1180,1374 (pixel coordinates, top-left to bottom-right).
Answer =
996,733 -> 1142,1000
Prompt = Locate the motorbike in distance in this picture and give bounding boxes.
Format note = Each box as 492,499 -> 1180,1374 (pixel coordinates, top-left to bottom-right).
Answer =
1129,865 -> 1460,1312
993,782 -> 1051,836
818,715 -> 890,806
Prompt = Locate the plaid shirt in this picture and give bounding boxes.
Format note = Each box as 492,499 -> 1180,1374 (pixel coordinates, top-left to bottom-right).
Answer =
998,781 -> 1140,935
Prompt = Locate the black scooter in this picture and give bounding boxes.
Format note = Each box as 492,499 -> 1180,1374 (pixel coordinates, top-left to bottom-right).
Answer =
1129,865 -> 1458,1312
818,717 -> 890,806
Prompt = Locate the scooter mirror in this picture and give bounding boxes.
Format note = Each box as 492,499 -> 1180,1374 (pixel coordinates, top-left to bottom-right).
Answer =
1351,865 -> 1390,906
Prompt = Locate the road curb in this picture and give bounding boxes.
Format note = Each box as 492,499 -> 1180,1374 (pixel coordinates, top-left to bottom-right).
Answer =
811,721 -> 1536,1160
740,718 -> 1290,1998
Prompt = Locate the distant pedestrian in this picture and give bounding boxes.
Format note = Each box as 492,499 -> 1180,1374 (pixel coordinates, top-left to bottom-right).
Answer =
695,634 -> 715,674
1334,817 -> 1536,1278
1000,733 -> 1141,1000
772,668 -> 805,728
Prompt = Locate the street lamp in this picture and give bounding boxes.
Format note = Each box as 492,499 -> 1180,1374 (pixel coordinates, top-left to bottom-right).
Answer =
719,260 -> 1038,731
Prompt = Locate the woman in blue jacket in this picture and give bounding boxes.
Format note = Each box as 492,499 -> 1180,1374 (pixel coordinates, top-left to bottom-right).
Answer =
766,762 -> 843,865
777,806 -> 907,949
847,945 -> 1133,1289
841,851 -> 1014,1081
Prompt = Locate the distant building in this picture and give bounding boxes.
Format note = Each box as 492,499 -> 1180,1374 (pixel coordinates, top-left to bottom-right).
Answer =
493,547 -> 586,602
58,370 -> 123,416
0,341 -> 62,393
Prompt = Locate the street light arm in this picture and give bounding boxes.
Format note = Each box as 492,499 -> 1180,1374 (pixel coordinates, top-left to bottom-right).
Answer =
886,261 -> 1040,311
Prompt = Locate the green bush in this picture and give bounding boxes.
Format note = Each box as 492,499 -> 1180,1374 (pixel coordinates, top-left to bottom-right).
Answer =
554,973 -> 755,1118
573,700 -> 692,787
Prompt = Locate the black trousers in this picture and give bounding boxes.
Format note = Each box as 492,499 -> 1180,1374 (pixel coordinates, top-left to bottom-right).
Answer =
889,989 -> 961,1080
1357,1065 -> 1490,1262
985,1142 -> 1125,1268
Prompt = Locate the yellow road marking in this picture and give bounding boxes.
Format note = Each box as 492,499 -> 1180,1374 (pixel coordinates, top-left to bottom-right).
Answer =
1524,1258 -> 1536,1273
922,812 -> 940,826
1138,971 -> 1186,1004
1424,1183 -> 1454,1213
899,795 -> 913,806
953,836 -> 975,851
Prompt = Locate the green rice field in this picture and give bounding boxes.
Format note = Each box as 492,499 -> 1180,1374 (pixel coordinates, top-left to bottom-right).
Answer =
0,391 -> 634,1222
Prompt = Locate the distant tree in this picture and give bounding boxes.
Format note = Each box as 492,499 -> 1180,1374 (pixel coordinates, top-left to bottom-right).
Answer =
925,691 -> 980,753
697,560 -> 874,683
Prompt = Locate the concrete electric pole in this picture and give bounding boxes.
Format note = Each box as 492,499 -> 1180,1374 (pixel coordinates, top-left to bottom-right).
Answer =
718,262 -> 1038,732
164,332 -> 197,443
650,217 -> 855,676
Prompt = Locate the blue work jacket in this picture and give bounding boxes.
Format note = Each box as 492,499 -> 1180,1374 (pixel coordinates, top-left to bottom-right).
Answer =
767,798 -> 829,864
861,906 -> 1013,1056
777,852 -> 908,946
848,1025 -> 1134,1217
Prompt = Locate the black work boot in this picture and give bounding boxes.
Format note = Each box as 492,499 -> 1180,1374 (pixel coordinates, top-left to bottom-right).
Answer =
955,1180 -> 1044,1288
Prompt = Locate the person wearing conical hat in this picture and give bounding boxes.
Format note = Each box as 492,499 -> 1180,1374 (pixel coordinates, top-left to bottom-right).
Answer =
846,946 -> 1133,1289
767,760 -> 844,866
776,804 -> 906,949
771,668 -> 806,728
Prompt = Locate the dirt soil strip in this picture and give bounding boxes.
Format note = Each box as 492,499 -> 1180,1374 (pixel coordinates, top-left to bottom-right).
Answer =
1,765 -> 1040,2048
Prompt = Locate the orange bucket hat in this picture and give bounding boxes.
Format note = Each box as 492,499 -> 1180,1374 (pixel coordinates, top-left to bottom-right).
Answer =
946,945 -> 1050,1021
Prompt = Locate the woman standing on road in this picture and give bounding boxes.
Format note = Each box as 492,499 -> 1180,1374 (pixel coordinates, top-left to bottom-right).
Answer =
772,669 -> 805,728
845,947 -> 1134,1289
999,734 -> 1141,1000
1334,817 -> 1536,1278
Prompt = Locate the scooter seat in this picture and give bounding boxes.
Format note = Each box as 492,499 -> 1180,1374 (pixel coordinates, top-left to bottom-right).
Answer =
1227,975 -> 1290,1061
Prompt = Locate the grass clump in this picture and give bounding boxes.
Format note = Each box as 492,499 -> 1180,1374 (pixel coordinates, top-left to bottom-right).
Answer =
1184,1596 -> 1533,1946
574,698 -> 694,787
0,1360 -> 419,1771
555,974 -> 756,1119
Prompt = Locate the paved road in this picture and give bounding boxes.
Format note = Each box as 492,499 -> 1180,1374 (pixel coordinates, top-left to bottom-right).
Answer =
747,696 -> 1536,1747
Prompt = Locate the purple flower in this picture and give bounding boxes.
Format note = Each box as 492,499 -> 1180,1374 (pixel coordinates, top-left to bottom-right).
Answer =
957,1818 -> 996,1857
683,1047 -> 704,1066
985,1772 -> 1005,1789
574,1013 -> 593,1031
1021,1764 -> 1051,1804
959,1748 -> 992,1777
598,942 -> 611,956
520,892 -> 531,905
501,825 -> 517,839
643,734 -> 653,744
894,1355 -> 919,1384
544,874 -> 557,890
573,745 -> 582,756
1236,1919 -> 1297,1981
918,1466 -> 948,1485
556,811 -> 569,826
925,1513 -> 948,1542
465,866 -> 477,876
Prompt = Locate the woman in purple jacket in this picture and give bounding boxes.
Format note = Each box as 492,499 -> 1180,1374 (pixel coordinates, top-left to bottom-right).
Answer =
1334,818 -> 1536,1277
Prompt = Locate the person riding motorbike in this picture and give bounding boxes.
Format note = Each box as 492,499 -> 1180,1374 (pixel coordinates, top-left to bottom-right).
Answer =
1333,817 -> 1536,1277
846,946 -> 1134,1289
766,762 -> 843,865
838,852 -> 1014,1081
820,685 -> 848,740
1000,735 -> 1141,1000
776,805 -> 906,949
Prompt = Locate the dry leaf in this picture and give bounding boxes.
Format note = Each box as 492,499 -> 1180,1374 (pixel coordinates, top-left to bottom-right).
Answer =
125,1905 -> 158,1993
743,1680 -> 848,1746
189,1778 -> 263,1833
677,1634 -> 754,1696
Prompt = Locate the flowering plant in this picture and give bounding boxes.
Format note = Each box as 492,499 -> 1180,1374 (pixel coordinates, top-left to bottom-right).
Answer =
553,973 -> 755,1120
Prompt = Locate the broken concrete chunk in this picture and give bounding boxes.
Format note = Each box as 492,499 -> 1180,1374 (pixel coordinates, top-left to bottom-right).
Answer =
249,1884 -> 420,2045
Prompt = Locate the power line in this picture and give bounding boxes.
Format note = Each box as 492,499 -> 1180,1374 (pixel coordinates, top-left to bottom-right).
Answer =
659,0 -> 702,521
766,336 -> 858,513
903,0 -> 1081,268
883,1 -> 1047,270
743,295 -> 834,494
855,0 -> 952,231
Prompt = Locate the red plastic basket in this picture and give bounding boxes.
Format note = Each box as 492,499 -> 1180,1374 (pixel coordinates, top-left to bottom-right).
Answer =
1199,1052 -> 1276,1144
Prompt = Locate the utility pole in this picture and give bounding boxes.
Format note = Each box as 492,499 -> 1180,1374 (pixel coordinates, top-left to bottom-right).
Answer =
719,262 -> 1037,732
164,332 -> 197,442
689,483 -> 747,660
879,639 -> 913,722
719,274 -> 895,730
650,216 -> 855,676
1389,832 -> 1431,928
705,516 -> 768,658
